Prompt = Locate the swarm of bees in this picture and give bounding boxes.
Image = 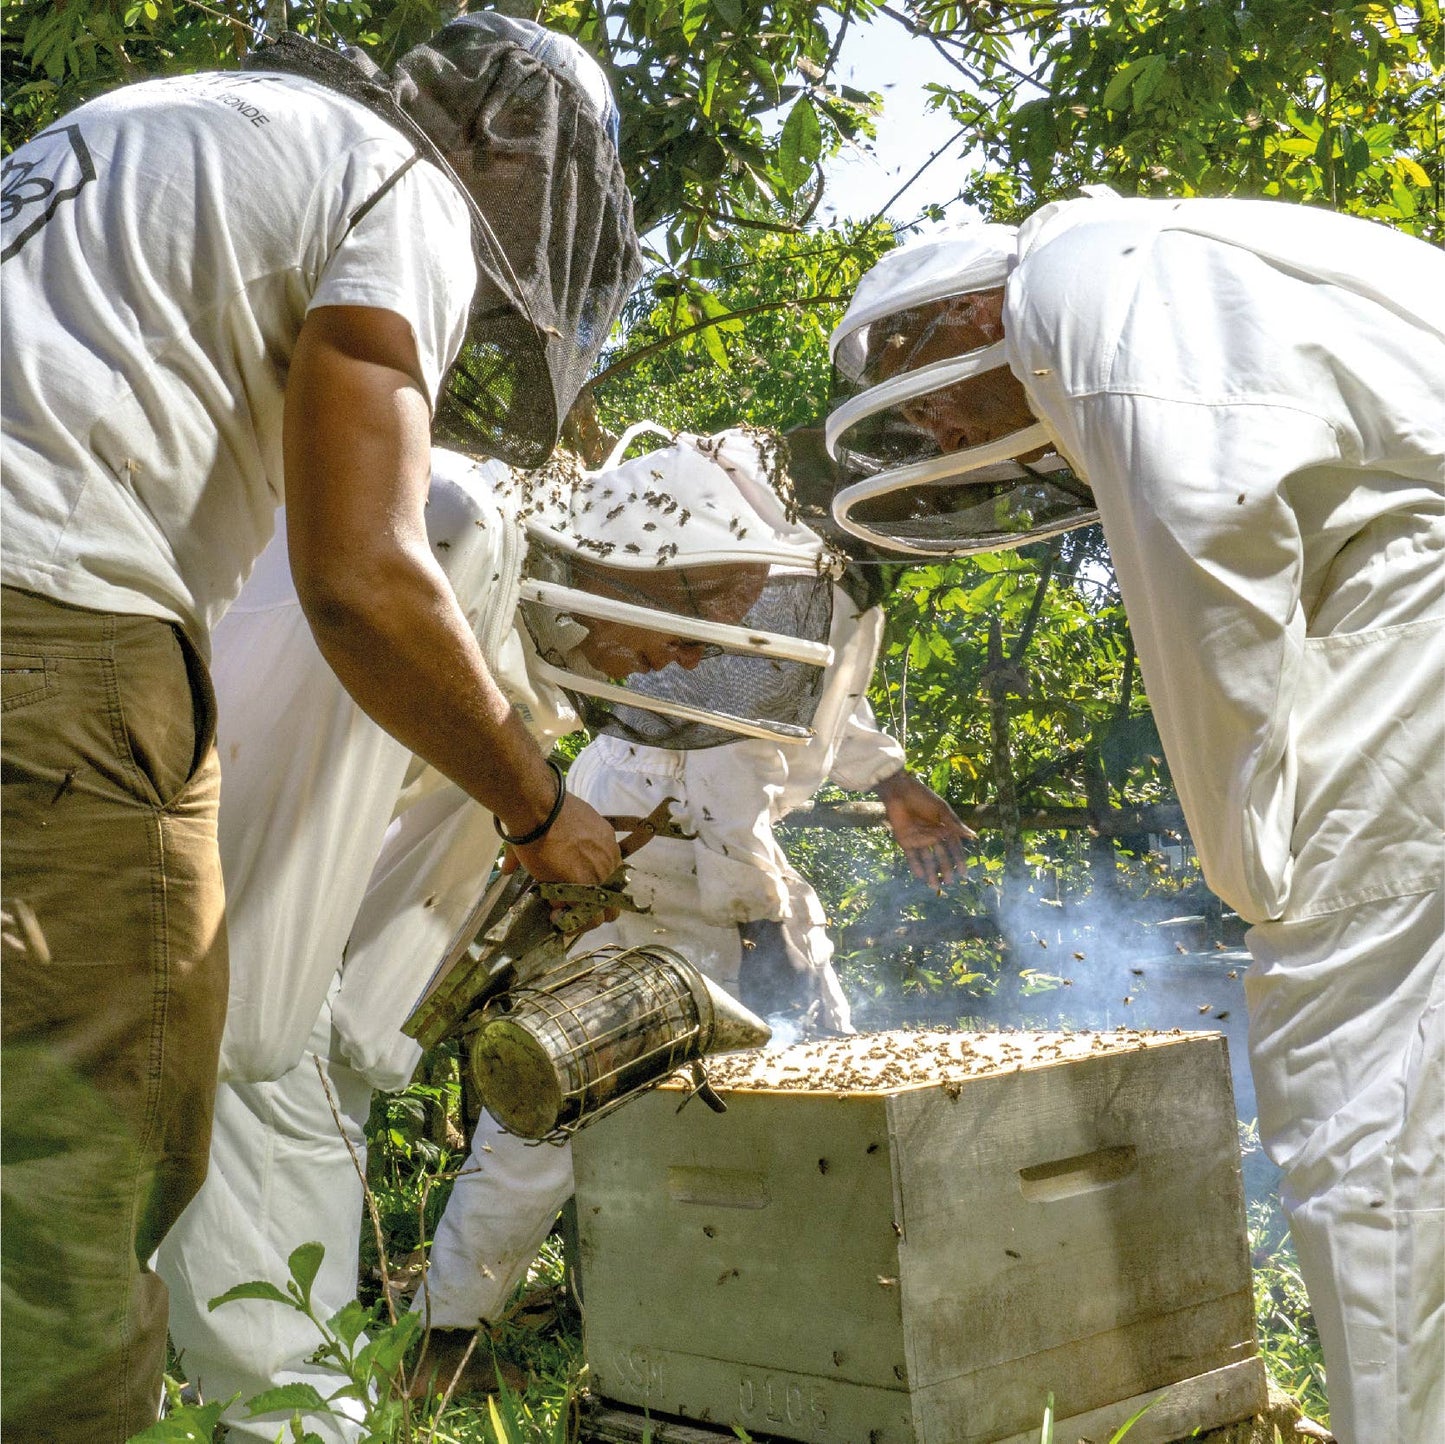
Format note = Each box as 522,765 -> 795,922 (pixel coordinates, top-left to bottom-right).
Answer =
701,1026 -> 1182,1094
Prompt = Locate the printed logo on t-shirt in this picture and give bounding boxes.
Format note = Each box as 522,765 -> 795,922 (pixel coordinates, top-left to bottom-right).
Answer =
1,123 -> 95,263
165,73 -> 276,130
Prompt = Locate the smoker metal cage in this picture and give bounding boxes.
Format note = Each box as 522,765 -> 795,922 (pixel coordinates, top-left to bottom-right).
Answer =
468,945 -> 719,1142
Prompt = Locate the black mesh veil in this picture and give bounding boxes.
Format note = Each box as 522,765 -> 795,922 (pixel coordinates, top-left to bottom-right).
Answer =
583,574 -> 835,750
243,29 -> 641,468
517,538 -> 835,751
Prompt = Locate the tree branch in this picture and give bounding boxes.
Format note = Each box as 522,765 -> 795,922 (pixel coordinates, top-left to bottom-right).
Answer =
684,203 -> 804,234
1009,538 -> 1061,665
584,291 -> 851,394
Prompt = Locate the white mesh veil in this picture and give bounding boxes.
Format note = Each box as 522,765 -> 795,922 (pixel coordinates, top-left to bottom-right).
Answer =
244,20 -> 641,468
514,428 -> 843,747
826,225 -> 1096,556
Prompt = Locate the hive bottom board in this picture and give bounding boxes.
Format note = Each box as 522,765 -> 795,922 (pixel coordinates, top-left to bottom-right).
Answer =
582,1357 -> 1268,1444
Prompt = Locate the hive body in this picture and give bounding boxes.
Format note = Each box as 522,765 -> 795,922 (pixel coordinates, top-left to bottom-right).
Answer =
574,1030 -> 1267,1443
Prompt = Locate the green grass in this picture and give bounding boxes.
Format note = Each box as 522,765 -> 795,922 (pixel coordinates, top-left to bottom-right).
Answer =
428,1237 -> 586,1444
1247,1201 -> 1330,1428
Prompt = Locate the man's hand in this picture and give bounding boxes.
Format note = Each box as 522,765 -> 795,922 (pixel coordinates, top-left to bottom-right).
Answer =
509,794 -> 623,887
874,770 -> 975,886
497,795 -> 624,935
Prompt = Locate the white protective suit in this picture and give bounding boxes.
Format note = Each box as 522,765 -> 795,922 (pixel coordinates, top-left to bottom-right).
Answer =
157,433 -> 837,1440
156,451 -> 570,1441
996,197 -> 1443,1443
418,583 -> 907,1331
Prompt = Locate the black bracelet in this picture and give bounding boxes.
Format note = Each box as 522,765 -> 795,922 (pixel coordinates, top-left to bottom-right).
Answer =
494,759 -> 567,847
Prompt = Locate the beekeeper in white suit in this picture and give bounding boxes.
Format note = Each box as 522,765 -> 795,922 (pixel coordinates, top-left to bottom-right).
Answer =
823,194 -> 1444,1444
415,569 -> 972,1372
157,429 -> 844,1440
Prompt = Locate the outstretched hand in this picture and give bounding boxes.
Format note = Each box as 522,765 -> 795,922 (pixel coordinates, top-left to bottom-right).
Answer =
874,770 -> 975,887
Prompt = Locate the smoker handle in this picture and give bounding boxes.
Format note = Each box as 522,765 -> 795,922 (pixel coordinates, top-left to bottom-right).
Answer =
1017,1144 -> 1137,1203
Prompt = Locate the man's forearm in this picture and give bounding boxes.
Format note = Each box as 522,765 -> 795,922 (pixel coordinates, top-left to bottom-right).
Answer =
297,541 -> 560,839
283,305 -> 557,837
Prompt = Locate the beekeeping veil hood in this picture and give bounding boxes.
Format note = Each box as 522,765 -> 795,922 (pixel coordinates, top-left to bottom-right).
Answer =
826,224 -> 1097,556
515,426 -> 841,748
244,15 -> 641,468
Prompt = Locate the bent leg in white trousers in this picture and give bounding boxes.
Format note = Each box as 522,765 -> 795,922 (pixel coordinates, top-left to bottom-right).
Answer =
1247,888 -> 1445,1444
416,1112 -> 575,1329
156,999 -> 372,1444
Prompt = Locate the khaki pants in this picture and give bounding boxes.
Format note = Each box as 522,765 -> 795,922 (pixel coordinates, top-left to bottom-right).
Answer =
1,586 -> 228,1443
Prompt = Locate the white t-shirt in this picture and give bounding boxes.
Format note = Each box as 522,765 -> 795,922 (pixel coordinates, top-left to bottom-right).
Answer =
1,69 -> 476,645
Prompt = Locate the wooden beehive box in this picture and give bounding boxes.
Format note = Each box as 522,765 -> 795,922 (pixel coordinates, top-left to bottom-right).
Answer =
572,1029 -> 1266,1444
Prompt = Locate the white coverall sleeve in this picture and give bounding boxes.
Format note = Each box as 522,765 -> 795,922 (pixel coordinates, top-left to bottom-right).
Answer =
213,521 -> 416,1083
331,778 -> 503,1091
826,694 -> 906,794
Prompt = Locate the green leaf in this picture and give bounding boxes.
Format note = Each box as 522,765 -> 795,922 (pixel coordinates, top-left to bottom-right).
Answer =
126,1401 -> 228,1442
288,1241 -> 326,1309
367,1310 -> 423,1375
1286,106 -> 1323,141
699,317 -> 731,368
1101,58 -> 1151,112
244,1383 -> 331,1418
696,288 -> 744,332
711,0 -> 742,28
1394,155 -> 1431,186
490,1394 -> 520,1444
777,95 -> 822,194
1106,1393 -> 1157,1441
326,1298 -> 372,1349
679,0 -> 709,45
209,1279 -> 294,1310
1131,55 -> 1167,108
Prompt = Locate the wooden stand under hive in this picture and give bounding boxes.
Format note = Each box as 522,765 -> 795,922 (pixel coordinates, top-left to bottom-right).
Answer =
572,1028 -> 1268,1444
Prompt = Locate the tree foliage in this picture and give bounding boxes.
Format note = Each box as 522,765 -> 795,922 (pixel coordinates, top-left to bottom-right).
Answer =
900,0 -> 1443,238
1,0 -> 885,258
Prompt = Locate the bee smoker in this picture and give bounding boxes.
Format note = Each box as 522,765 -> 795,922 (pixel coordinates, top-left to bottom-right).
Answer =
402,800 -> 771,1142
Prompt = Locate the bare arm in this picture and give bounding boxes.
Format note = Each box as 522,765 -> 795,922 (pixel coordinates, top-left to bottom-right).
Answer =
282,305 -> 620,883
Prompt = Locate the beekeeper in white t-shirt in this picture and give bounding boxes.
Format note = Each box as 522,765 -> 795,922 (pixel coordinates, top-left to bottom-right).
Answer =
0,15 -> 639,1438
824,194 -> 1444,1444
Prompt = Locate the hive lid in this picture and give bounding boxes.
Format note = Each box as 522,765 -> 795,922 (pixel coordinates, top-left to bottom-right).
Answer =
683,1026 -> 1217,1097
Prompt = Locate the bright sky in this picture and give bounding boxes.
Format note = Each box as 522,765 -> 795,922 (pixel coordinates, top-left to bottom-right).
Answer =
816,13 -> 987,231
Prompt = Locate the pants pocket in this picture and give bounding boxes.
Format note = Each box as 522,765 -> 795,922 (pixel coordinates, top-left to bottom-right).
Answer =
113,623 -> 216,810
0,655 -> 58,713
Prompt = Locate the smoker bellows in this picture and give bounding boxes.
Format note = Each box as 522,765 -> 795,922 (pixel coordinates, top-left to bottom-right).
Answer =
574,1027 -> 1267,1444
